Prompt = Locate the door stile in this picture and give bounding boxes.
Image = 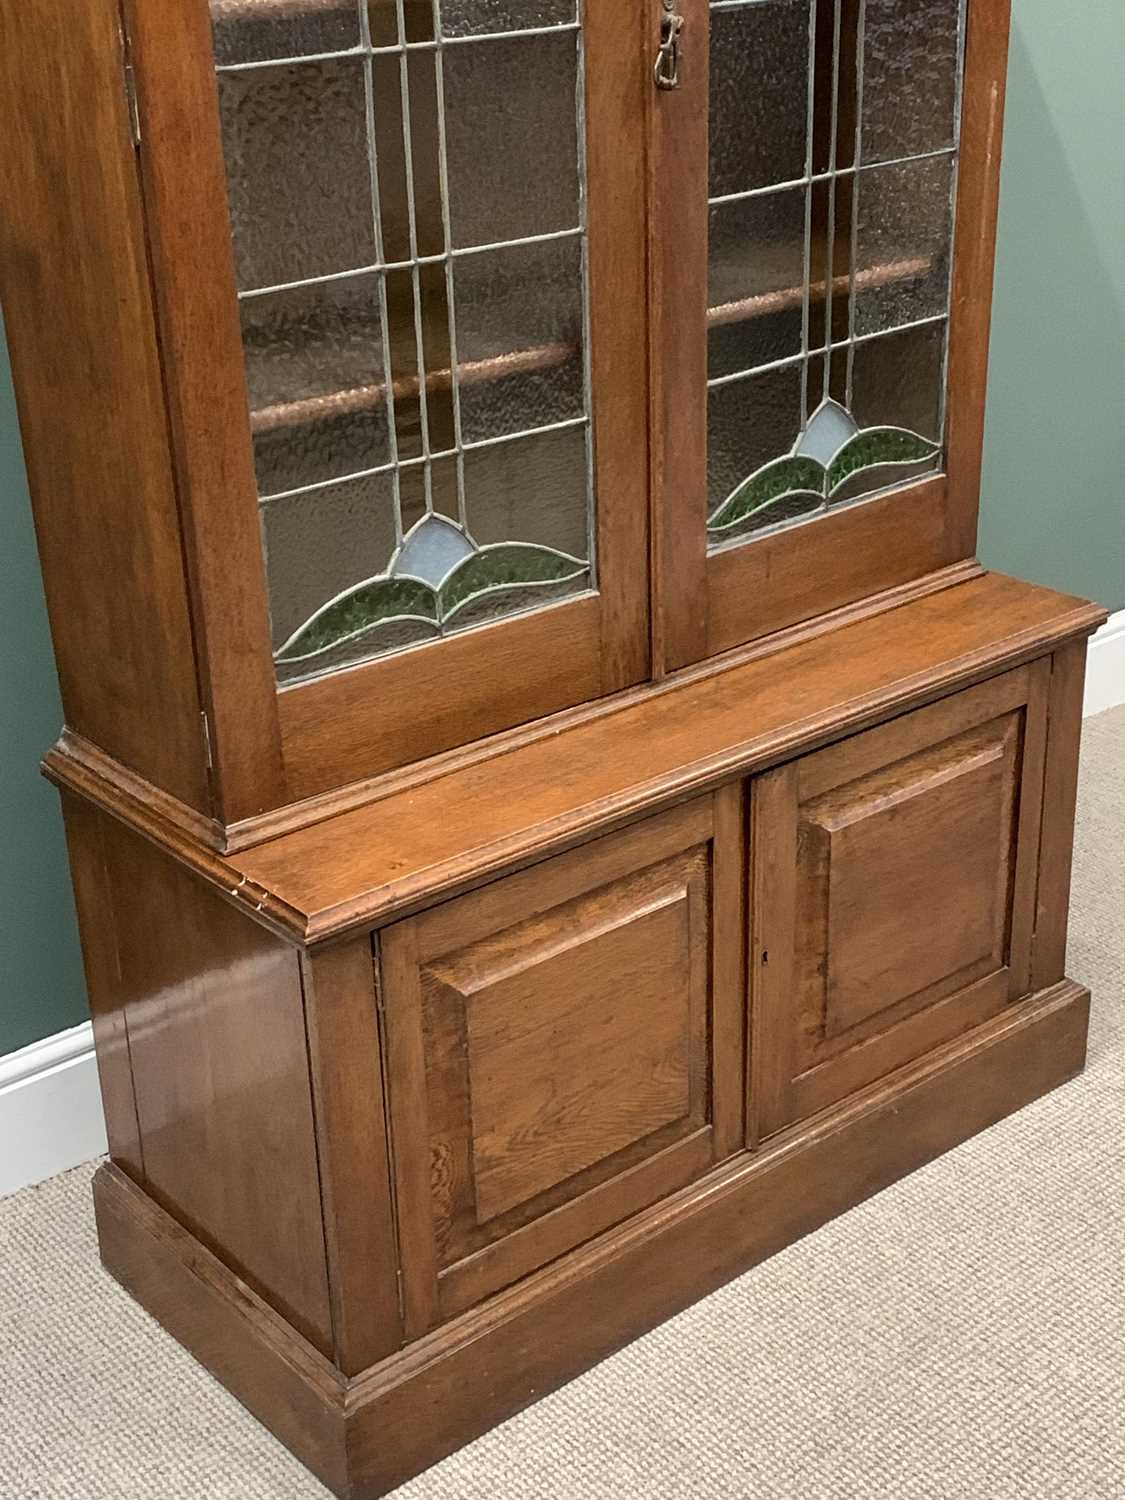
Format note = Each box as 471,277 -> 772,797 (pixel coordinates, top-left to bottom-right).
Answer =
120,0 -> 288,823
648,0 -> 711,674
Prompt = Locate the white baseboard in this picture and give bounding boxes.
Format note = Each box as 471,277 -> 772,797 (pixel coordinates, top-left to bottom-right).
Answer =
0,609 -> 1120,1201
0,1022 -> 106,1198
1084,609 -> 1125,719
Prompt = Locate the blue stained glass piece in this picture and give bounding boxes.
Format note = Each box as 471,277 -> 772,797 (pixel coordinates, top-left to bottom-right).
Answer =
796,398 -> 859,467
391,514 -> 476,589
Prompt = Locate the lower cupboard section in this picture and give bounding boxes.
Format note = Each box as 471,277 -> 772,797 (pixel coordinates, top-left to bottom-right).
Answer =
375,661 -> 1056,1332
69,648 -> 1079,1424
94,980 -> 1091,1500
377,790 -> 747,1333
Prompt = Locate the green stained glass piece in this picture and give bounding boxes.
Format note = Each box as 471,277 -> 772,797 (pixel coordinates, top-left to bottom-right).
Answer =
709,454 -> 827,532
827,426 -> 939,494
276,576 -> 438,661
439,544 -> 585,615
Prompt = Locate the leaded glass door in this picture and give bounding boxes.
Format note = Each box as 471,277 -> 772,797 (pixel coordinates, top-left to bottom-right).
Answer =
654,0 -> 1004,668
195,0 -> 649,793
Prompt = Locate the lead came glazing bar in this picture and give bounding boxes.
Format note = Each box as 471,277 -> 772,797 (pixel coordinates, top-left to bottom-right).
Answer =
360,0 -> 405,545
818,0 -> 842,407
432,2 -> 469,528
707,143 -> 958,209
394,0 -> 436,517
257,414 -> 591,507
846,0 -> 867,406
800,0 -> 818,426
212,20 -> 583,73
236,226 -> 585,304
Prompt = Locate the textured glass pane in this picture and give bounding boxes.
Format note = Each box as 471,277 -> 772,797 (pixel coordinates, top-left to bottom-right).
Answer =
862,0 -> 962,164
241,276 -> 390,496
369,49 -> 447,263
444,33 -> 580,247
708,364 -> 806,519
263,471 -> 398,652
429,453 -> 461,521
406,51 -> 446,260
219,60 -> 375,289
708,188 -> 806,380
853,155 -> 954,336
210,0 -> 360,67
401,0 -> 436,44
454,237 -> 584,443
464,424 -> 589,558
440,0 -> 575,38
366,0 -> 398,46
709,1 -> 811,198
851,321 -> 945,439
828,321 -> 945,503
369,54 -> 411,263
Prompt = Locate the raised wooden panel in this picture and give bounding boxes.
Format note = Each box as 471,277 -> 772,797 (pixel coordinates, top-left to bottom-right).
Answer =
800,717 -> 1018,1045
455,874 -> 701,1224
752,664 -> 1050,1137
382,794 -> 743,1331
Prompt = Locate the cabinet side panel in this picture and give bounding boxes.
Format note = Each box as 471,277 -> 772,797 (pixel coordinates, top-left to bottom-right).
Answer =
97,816 -> 333,1355
0,0 -> 209,810
59,794 -> 144,1179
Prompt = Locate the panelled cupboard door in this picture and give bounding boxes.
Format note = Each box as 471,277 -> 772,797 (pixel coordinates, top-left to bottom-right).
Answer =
750,663 -> 1050,1139
379,791 -> 745,1333
126,0 -> 650,805
654,0 -> 1011,667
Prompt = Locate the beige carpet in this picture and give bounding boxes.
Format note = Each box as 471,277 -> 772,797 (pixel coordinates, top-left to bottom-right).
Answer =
2,707 -> 1123,1499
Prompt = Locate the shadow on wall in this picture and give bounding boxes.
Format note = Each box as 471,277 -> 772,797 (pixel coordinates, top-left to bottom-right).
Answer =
0,315 -> 87,1053
980,17 -> 1125,610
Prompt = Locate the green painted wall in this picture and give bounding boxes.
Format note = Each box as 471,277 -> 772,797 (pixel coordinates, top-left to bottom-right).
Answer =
0,3 -> 1121,1055
979,6 -> 1125,608
0,315 -> 87,1054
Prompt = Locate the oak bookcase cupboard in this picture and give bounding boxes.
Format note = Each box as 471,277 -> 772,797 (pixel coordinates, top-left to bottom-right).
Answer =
0,0 -> 1105,1492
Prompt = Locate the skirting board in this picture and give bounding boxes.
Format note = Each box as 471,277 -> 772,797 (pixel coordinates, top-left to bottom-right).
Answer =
0,1022 -> 105,1198
0,608 -> 1121,1201
1084,607 -> 1125,719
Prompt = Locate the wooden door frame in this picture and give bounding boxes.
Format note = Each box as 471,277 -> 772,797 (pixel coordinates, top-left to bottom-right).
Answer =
652,0 -> 1013,671
122,0 -> 651,814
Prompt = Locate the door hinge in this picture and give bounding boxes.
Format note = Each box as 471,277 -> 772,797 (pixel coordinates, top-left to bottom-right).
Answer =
395,1267 -> 406,1324
200,710 -> 214,771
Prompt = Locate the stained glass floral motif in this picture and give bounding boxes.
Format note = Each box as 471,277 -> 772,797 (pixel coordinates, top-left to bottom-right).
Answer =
708,398 -> 939,541
274,512 -> 587,676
